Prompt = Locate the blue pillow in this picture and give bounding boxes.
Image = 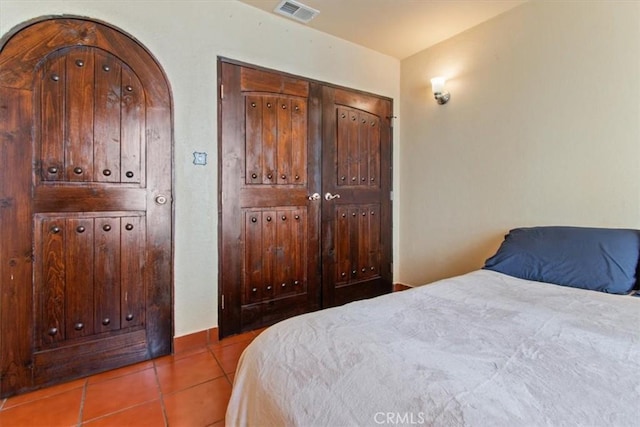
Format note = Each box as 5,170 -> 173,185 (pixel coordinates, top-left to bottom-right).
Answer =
483,226 -> 640,294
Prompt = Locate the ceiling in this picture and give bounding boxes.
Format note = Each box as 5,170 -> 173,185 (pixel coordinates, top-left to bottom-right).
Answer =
237,0 -> 528,59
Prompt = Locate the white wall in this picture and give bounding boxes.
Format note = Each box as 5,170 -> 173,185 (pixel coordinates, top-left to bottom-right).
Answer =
0,0 -> 400,336
399,0 -> 640,286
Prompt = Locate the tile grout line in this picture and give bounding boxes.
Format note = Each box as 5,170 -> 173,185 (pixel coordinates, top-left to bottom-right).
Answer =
205,346 -> 228,426
207,346 -> 233,386
79,368 -> 164,424
76,379 -> 88,426
152,360 -> 170,427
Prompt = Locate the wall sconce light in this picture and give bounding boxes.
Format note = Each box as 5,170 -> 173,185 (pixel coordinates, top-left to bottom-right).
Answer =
430,77 -> 450,105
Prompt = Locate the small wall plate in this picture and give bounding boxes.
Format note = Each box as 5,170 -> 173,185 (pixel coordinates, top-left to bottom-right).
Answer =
193,152 -> 207,166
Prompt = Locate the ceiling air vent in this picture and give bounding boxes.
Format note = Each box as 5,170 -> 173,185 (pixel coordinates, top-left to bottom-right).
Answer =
274,0 -> 319,24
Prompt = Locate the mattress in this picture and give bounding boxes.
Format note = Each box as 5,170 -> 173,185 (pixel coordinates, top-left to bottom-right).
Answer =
226,270 -> 640,426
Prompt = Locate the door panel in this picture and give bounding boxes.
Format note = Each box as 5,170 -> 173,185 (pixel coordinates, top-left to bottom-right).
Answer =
220,63 -> 321,336
38,46 -> 145,185
322,87 -> 392,307
120,67 -> 145,185
244,94 -> 308,186
93,50 -> 122,183
242,208 -> 308,304
35,214 -> 146,348
0,18 -> 172,397
120,215 -> 146,330
65,48 -> 95,182
333,204 -> 381,285
40,55 -> 66,182
64,217 -> 95,340
36,217 -> 66,347
94,217 -> 121,334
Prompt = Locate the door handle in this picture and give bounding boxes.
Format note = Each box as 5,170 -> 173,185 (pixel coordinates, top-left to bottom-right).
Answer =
308,193 -> 321,201
324,192 -> 341,201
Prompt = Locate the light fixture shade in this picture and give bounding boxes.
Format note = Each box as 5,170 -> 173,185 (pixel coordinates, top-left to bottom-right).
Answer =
430,76 -> 450,105
430,77 -> 446,94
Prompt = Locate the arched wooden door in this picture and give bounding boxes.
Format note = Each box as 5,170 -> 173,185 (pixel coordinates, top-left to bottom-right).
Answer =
0,17 -> 173,397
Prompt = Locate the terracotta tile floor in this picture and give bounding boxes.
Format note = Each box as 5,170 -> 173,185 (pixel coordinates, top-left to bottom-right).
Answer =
0,329 -> 263,427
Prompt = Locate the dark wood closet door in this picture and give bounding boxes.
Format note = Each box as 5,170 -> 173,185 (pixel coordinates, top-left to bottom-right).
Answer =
219,60 -> 392,337
219,62 -> 322,337
0,18 -> 173,397
321,87 -> 393,306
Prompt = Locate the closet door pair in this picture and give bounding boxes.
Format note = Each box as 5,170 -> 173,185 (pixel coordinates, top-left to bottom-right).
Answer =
219,60 -> 392,337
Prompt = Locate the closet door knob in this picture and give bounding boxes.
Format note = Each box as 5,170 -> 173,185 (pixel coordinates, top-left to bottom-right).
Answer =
308,193 -> 321,201
324,192 -> 341,201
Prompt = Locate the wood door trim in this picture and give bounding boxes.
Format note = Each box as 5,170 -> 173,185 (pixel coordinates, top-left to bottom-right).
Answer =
0,87 -> 33,396
0,17 -> 171,102
32,329 -> 148,387
218,62 -> 243,337
34,187 -> 148,212
218,57 -> 393,108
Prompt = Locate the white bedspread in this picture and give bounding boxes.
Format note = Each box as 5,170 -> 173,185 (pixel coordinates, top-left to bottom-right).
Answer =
226,270 -> 640,426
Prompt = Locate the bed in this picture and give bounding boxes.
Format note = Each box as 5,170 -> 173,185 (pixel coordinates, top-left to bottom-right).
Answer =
226,227 -> 640,426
